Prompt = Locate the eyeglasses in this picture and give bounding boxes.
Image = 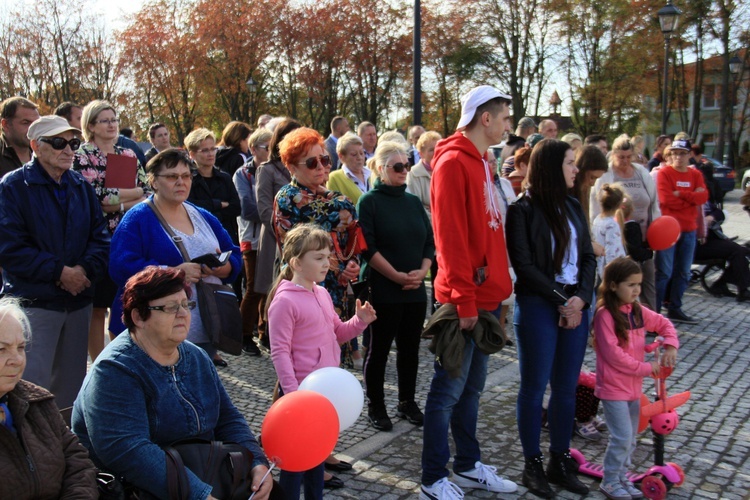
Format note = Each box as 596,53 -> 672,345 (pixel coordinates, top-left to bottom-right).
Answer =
156,172 -> 193,182
669,151 -> 689,157
255,145 -> 269,151
39,137 -> 81,151
197,147 -> 218,154
147,300 -> 196,314
297,155 -> 331,169
95,118 -> 120,126
386,162 -> 410,173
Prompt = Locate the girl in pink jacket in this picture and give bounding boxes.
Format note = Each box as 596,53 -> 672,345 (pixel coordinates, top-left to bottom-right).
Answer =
593,257 -> 679,500
267,223 -> 376,499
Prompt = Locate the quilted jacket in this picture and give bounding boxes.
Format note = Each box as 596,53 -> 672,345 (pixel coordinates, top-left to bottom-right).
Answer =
0,380 -> 97,499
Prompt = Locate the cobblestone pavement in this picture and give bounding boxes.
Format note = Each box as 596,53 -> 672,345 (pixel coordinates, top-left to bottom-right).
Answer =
219,189 -> 750,498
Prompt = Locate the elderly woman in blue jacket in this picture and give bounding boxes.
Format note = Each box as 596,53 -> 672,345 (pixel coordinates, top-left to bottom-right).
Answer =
72,267 -> 272,500
108,149 -> 241,366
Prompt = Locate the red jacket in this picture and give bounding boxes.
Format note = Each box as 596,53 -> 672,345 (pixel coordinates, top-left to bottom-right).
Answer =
657,166 -> 708,232
430,132 -> 512,318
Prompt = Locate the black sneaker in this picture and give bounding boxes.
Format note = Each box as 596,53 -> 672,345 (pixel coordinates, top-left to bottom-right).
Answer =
667,309 -> 698,325
243,341 -> 261,356
368,406 -> 393,431
396,400 -> 424,426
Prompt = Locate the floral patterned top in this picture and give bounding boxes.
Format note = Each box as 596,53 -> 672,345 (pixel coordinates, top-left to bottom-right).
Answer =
273,178 -> 358,314
73,142 -> 149,234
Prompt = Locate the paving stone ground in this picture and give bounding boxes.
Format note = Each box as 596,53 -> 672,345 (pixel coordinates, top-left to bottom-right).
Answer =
218,189 -> 750,498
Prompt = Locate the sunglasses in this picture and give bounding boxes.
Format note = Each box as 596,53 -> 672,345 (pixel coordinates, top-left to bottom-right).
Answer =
298,155 -> 331,169
386,162 -> 410,173
39,137 -> 81,151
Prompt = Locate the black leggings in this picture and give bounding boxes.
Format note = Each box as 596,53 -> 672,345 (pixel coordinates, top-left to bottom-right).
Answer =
363,301 -> 426,408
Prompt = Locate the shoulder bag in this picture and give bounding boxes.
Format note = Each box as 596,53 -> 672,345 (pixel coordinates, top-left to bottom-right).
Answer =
146,199 -> 243,355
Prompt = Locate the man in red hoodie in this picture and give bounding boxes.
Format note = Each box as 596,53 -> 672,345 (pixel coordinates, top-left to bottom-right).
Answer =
420,86 -> 516,499
655,139 -> 708,324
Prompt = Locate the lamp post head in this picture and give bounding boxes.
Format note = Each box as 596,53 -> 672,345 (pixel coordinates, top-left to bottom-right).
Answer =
246,77 -> 257,93
658,1 -> 682,37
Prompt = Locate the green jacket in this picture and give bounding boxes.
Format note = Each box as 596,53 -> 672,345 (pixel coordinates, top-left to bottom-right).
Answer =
422,304 -> 507,378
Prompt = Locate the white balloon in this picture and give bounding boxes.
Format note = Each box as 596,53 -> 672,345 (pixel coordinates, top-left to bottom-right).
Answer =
299,367 -> 364,432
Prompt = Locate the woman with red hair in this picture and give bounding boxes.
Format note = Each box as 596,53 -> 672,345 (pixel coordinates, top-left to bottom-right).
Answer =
273,128 -> 361,314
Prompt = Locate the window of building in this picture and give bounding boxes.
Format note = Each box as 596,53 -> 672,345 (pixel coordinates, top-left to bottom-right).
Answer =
703,84 -> 719,108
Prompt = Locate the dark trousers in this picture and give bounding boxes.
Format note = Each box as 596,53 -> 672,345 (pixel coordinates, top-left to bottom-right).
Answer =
430,259 -> 440,312
240,250 -> 265,340
695,234 -> 750,291
364,301 -> 426,408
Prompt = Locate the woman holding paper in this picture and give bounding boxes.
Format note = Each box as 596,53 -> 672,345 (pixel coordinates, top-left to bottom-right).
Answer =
73,100 -> 149,356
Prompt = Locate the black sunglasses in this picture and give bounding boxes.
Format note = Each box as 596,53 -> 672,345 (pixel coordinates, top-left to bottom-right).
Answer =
39,137 -> 81,151
299,155 -> 331,169
386,162 -> 410,173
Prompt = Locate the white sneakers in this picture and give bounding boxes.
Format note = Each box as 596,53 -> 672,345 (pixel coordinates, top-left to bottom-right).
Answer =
420,478 -> 465,500
421,462 -> 518,499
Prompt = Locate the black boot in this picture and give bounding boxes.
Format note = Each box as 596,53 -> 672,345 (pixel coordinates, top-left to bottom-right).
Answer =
547,450 -> 588,495
523,455 -> 554,498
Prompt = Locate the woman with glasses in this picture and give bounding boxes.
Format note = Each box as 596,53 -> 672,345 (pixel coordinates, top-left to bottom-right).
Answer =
273,128 -> 361,323
73,100 -> 149,360
108,149 -> 242,364
327,132 -> 370,204
356,141 -> 434,431
590,136 -> 660,310
186,128 -> 241,246
72,267 -> 273,500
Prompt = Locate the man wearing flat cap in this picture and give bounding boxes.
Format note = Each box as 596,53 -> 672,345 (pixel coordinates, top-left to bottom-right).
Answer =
420,86 -> 517,498
0,115 -> 110,408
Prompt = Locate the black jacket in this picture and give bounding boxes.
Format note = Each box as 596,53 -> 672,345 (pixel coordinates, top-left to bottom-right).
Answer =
188,167 -> 241,244
506,193 -> 596,307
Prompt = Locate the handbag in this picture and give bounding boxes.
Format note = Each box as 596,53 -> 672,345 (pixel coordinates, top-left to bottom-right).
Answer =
331,221 -> 367,261
137,439 -> 253,500
146,200 -> 243,355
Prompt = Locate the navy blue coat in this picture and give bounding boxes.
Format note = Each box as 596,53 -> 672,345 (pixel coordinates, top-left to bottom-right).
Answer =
0,158 -> 110,311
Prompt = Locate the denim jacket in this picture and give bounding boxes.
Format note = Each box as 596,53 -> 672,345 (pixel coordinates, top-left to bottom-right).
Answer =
72,333 -> 267,499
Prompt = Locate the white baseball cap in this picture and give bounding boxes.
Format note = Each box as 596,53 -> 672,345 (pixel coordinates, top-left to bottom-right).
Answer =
27,115 -> 81,141
456,86 -> 512,131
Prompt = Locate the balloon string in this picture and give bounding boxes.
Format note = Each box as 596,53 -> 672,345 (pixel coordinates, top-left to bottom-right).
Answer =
248,461 -> 276,500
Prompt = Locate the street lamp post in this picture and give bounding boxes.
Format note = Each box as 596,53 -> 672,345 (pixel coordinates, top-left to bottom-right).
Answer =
246,77 -> 257,125
658,1 -> 682,136
728,55 -> 742,169
413,0 -> 422,126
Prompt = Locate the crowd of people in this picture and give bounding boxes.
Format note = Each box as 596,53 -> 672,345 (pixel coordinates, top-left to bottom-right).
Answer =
0,86 -> 746,500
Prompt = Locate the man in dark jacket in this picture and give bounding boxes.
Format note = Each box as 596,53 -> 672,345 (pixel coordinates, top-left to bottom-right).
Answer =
0,115 -> 110,408
0,97 -> 40,177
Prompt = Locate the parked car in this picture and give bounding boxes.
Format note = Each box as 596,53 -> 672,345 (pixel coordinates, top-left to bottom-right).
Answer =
702,156 -> 735,195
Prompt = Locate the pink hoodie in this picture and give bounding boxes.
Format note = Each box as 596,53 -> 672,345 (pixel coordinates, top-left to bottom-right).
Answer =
268,280 -> 368,394
593,303 -> 679,401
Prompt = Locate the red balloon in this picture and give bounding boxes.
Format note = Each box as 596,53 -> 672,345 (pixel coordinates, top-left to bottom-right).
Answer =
646,216 -> 680,251
261,390 -> 339,472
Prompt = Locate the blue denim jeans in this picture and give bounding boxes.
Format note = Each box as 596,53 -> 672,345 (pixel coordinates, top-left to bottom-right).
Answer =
655,230 -> 697,313
514,294 -> 589,458
278,463 -> 324,499
601,399 -> 640,486
420,331 -> 490,485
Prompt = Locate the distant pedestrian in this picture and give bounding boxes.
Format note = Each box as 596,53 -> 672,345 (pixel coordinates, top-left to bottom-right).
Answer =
593,257 -> 678,500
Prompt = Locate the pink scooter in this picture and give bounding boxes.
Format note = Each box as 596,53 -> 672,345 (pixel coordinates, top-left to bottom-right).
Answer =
571,340 -> 689,499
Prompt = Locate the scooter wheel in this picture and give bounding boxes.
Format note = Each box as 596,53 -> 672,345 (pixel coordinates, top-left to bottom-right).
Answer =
642,475 -> 668,500
666,462 -> 685,486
